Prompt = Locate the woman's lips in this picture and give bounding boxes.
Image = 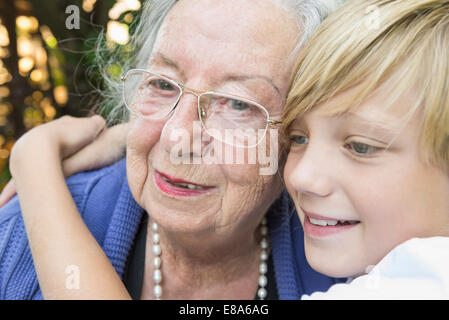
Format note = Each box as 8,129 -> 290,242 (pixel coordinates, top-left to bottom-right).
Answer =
301,207 -> 360,238
154,170 -> 215,197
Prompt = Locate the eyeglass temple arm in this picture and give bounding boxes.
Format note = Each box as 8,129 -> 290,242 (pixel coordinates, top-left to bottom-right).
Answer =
268,119 -> 282,125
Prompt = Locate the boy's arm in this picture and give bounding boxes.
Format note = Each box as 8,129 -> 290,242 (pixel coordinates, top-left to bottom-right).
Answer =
0,122 -> 128,208
10,116 -> 131,300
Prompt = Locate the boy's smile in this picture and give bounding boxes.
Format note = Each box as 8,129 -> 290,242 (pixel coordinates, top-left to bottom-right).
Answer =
285,84 -> 449,278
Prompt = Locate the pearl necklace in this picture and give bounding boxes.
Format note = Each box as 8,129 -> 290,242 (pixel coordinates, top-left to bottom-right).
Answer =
150,216 -> 270,300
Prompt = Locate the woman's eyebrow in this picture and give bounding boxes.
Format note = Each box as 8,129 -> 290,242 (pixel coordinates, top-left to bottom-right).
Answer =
222,74 -> 281,98
149,53 -> 281,97
149,53 -> 186,78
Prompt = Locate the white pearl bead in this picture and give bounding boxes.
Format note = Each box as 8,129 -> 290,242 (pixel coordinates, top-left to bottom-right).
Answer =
153,269 -> 162,284
154,285 -> 162,298
257,287 -> 267,299
152,233 -> 160,244
148,217 -> 271,301
258,275 -> 267,287
152,244 -> 161,256
153,257 -> 161,268
259,262 -> 268,274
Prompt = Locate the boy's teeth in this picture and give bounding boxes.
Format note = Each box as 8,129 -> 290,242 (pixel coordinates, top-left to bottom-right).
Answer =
309,218 -> 338,226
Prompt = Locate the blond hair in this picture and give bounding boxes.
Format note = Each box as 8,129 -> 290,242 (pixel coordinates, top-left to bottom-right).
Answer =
283,0 -> 449,169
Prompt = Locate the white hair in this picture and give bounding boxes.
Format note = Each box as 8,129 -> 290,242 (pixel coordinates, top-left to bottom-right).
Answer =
279,0 -> 347,56
95,0 -> 346,124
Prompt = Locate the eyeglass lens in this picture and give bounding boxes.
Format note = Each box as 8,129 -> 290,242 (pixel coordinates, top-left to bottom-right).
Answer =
124,70 -> 269,147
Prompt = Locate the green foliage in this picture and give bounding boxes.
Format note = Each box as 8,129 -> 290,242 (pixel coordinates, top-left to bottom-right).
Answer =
0,0 -> 145,191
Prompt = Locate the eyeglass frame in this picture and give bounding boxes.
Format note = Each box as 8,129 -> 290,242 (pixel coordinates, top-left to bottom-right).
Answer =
120,68 -> 282,148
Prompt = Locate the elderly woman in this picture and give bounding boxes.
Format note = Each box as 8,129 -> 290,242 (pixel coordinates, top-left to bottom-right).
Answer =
0,0 -> 344,299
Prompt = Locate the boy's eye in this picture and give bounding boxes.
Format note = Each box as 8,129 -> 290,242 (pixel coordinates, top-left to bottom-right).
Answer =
290,135 -> 309,146
345,142 -> 380,155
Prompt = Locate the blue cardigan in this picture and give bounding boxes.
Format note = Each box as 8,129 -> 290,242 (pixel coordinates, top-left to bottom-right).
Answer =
0,158 -> 342,299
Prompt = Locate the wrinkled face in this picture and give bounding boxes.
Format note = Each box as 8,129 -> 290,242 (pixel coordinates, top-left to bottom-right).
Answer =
285,87 -> 449,278
126,0 -> 299,235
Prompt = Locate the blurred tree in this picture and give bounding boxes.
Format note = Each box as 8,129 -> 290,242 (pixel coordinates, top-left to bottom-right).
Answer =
1,0 -> 29,138
0,0 -> 143,190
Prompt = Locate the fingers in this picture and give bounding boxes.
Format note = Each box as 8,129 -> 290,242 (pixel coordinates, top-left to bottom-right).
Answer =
0,121 -> 129,208
62,122 -> 129,177
2,116 -> 124,208
0,180 -> 16,208
58,115 -> 107,159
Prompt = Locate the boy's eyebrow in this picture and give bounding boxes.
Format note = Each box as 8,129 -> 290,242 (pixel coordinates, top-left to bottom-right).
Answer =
345,111 -> 403,137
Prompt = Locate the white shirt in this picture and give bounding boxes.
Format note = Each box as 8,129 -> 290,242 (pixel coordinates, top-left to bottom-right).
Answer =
302,237 -> 449,299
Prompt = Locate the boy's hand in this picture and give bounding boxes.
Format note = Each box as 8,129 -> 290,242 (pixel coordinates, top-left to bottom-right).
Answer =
1,116 -> 128,207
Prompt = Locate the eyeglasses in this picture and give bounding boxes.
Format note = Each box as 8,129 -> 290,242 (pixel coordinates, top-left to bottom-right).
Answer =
121,69 -> 281,148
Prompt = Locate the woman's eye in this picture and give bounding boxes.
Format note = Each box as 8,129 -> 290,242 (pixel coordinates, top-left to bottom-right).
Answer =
230,99 -> 250,111
290,135 -> 309,146
151,79 -> 176,91
345,142 -> 380,155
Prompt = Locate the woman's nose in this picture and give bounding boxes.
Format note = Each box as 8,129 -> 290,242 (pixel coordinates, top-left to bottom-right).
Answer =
159,93 -> 210,161
287,142 -> 334,198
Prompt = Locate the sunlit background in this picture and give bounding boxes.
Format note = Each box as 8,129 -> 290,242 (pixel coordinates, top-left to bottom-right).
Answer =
0,0 -> 143,189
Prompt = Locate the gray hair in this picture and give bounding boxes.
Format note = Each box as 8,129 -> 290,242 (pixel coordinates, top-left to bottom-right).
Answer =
95,0 -> 346,125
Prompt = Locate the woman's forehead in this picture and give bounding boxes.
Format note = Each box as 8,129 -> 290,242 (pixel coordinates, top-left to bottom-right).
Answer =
154,0 -> 299,67
168,0 -> 297,36
147,6 -> 298,105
